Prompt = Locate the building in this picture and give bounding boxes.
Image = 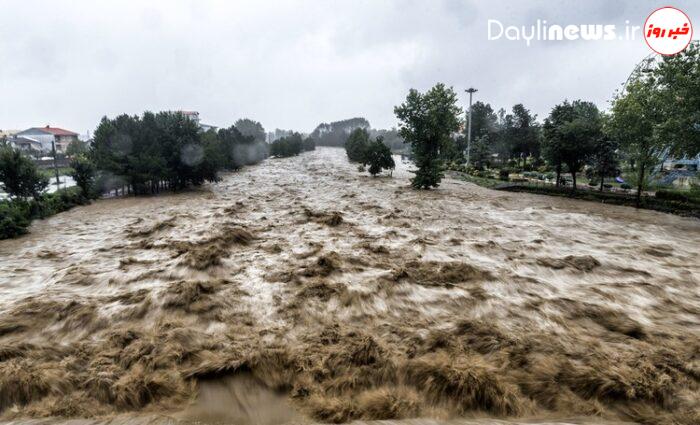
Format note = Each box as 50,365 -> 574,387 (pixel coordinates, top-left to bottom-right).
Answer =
15,126 -> 79,154
8,136 -> 43,156
176,111 -> 216,132
180,111 -> 200,125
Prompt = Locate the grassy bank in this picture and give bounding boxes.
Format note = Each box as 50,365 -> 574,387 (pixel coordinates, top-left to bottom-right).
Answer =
450,171 -> 700,218
498,184 -> 700,218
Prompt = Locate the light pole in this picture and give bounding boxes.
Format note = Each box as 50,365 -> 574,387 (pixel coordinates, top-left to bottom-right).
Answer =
465,87 -> 478,167
51,139 -> 60,189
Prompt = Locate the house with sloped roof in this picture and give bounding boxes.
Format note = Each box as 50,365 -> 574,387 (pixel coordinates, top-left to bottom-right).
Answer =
8,136 -> 44,156
16,126 -> 79,154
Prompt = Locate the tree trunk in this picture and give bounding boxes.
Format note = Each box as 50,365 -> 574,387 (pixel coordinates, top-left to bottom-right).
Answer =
571,171 -> 577,191
555,164 -> 561,188
599,176 -> 604,192
636,162 -> 646,208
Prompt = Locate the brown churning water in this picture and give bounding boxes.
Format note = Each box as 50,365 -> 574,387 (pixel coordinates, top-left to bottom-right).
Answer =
0,148 -> 698,424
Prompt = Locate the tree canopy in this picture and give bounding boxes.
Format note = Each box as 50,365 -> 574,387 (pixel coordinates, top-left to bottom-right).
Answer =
234,118 -> 266,143
345,128 -> 370,162
542,100 -> 602,189
362,137 -> 395,176
0,144 -> 48,200
395,83 -> 462,189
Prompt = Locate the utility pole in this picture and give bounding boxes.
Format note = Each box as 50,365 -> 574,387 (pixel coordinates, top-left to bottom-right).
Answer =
465,87 -> 478,167
51,139 -> 60,189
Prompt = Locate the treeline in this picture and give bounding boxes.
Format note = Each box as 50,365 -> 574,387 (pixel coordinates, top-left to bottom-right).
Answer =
1,111 -> 275,238
393,42 -> 699,198
270,133 -> 316,158
310,117 -> 406,152
92,112 -> 269,195
310,118 -> 370,147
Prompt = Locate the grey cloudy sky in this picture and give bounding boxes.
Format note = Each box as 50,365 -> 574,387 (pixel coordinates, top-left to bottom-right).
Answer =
1,0 -> 698,135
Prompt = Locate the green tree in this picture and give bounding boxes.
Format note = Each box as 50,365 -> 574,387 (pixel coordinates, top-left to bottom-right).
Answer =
0,145 -> 48,200
345,128 -> 370,162
66,140 -> 87,157
234,118 -> 266,143
303,137 -> 316,151
91,112 -> 218,195
654,43 -> 700,158
362,137 -> 395,176
270,133 -> 303,157
394,83 -> 462,189
69,154 -> 96,197
586,137 -> 620,191
509,104 -> 540,165
608,77 -> 664,205
542,100 -> 601,190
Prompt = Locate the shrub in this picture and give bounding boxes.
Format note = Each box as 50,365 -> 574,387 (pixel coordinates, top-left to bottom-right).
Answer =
655,189 -> 691,203
498,169 -> 510,181
620,183 -> 632,190
0,201 -> 30,239
588,180 -> 598,187
31,187 -> 89,219
603,183 -> 613,189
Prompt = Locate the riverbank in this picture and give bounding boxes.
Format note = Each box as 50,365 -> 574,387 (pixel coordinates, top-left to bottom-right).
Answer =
450,171 -> 700,218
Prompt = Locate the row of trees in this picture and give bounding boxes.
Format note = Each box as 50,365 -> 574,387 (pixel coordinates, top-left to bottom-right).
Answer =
92,112 -> 270,195
392,43 -> 698,201
270,133 -> 315,157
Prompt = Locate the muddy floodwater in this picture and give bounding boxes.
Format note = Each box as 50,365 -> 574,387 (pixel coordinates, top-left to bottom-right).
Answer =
0,147 -> 698,425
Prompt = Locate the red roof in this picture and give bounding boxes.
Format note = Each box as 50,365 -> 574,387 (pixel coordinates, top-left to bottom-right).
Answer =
40,126 -> 78,136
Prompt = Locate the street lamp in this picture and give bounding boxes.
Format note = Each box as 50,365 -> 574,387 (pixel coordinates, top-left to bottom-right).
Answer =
465,87 -> 478,167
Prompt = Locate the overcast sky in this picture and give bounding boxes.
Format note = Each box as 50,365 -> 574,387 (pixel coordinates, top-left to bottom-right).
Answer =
1,0 -> 698,135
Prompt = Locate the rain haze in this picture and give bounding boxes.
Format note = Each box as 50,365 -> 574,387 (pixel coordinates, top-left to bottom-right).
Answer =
2,0 -> 698,134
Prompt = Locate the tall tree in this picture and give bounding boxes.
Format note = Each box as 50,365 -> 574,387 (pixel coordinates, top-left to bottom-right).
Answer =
362,137 -> 395,176
587,136 -> 620,191
654,43 -> 700,158
608,77 -> 664,205
394,83 -> 462,189
509,104 -> 540,164
70,154 -> 96,197
0,145 -> 48,200
345,128 -> 370,162
542,100 -> 602,190
234,118 -> 266,143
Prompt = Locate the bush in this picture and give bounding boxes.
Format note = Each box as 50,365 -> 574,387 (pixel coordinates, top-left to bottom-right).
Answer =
603,183 -> 613,189
655,189 -> 695,203
0,201 -> 30,239
498,169 -> 510,181
588,180 -> 598,187
31,187 -> 89,219
620,183 -> 631,190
